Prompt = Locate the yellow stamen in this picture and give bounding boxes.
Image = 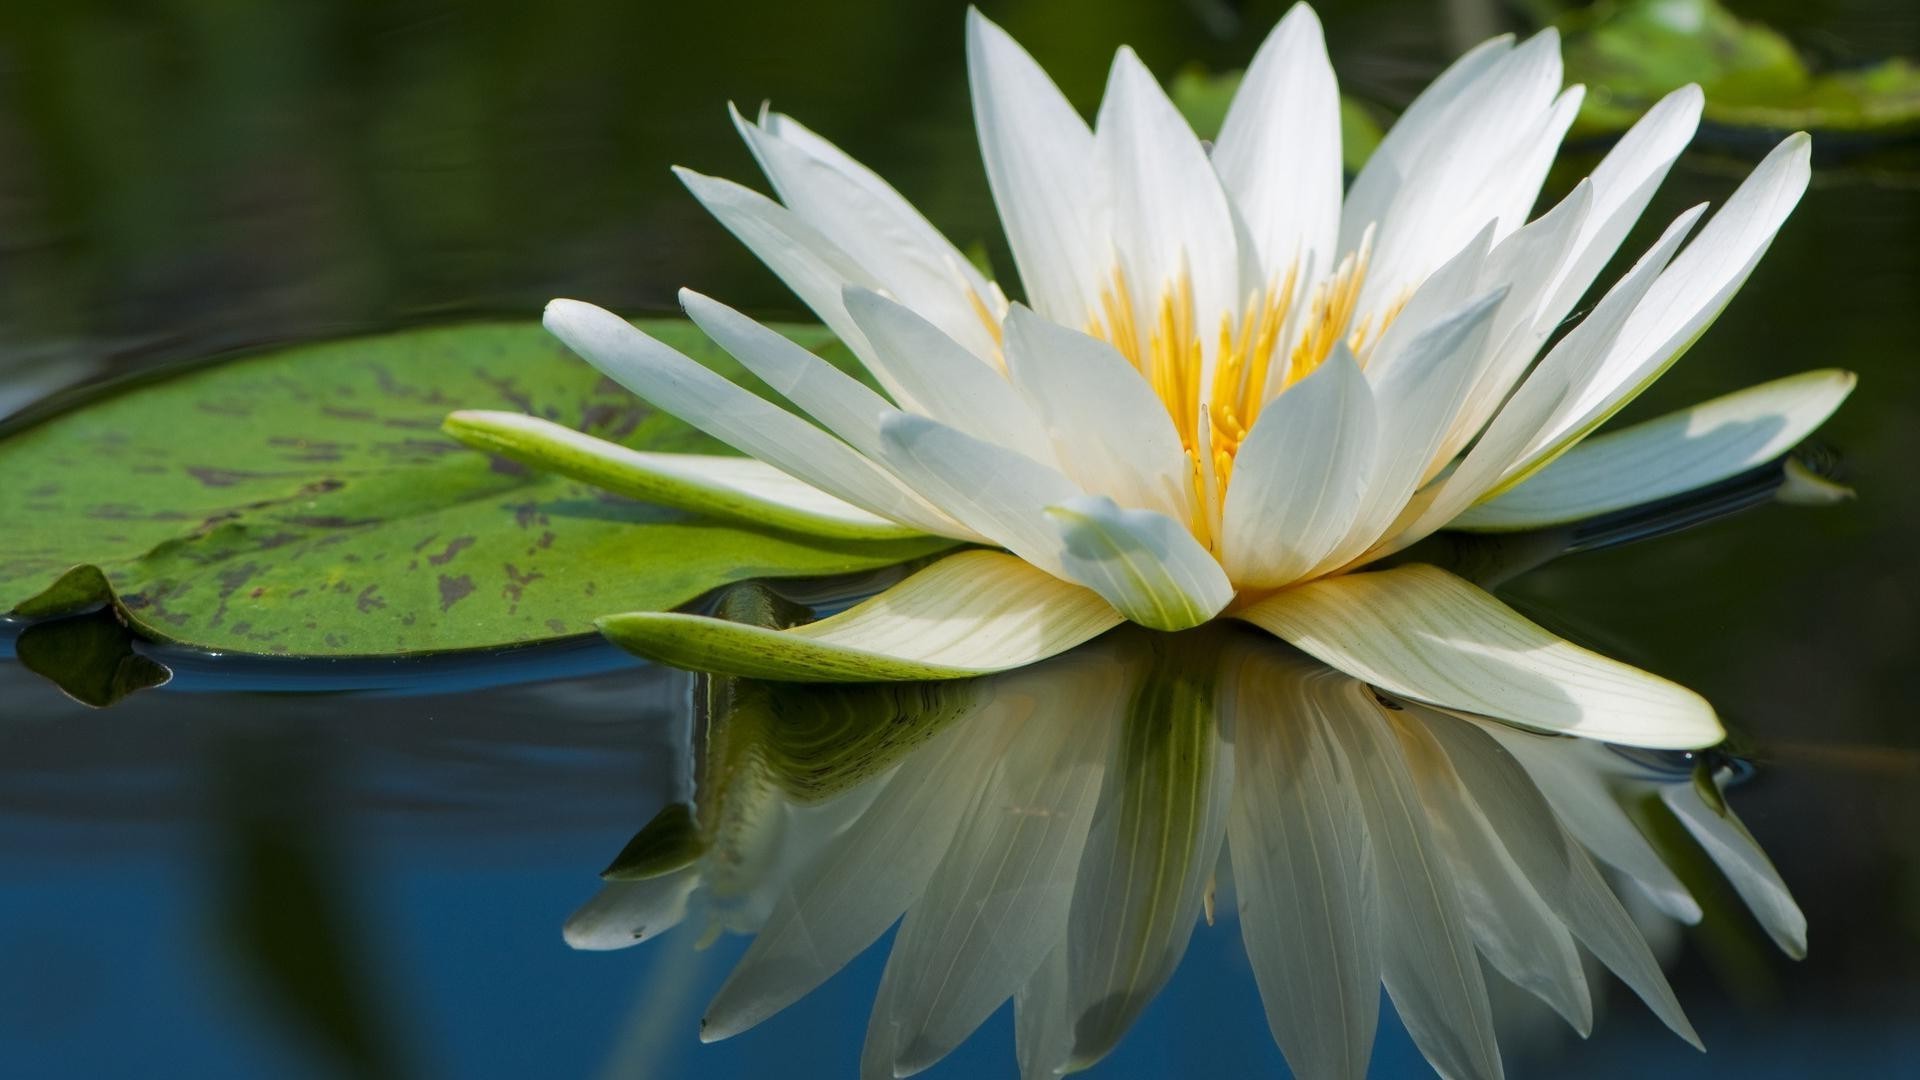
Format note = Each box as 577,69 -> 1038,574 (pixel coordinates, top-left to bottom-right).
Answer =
1086,231 -> 1398,548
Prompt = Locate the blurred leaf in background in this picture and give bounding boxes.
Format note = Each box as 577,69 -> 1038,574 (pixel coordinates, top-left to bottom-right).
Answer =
1553,0 -> 1920,137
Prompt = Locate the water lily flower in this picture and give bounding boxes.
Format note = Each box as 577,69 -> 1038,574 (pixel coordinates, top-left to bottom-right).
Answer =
446,4 -> 1856,750
569,626 -> 1804,1080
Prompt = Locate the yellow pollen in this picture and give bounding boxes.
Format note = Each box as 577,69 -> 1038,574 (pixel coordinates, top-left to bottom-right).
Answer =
1086,233 -> 1391,547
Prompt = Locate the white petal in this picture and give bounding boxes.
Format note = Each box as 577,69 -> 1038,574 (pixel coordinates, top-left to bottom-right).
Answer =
861,697 -> 1114,1078
1211,2 -> 1342,283
1235,564 -> 1724,749
1340,32 -> 1515,242
1418,711 -> 1702,1046
674,167 -> 883,359
444,409 -> 924,540
1344,30 -> 1565,315
1220,349 -> 1378,587
1661,777 -> 1807,958
678,289 -> 900,463
543,298 -> 960,536
1324,688 -> 1503,1080
1453,369 -> 1856,530
1226,649 -> 1382,1080
1541,86 -> 1704,331
1048,495 -> 1234,631
1375,201 -> 1708,555
1002,305 -> 1192,520
1323,285 -> 1506,571
843,287 -> 1058,466
1094,46 -> 1239,369
597,550 -> 1124,681
734,105 -> 1004,362
1521,133 -> 1815,470
966,9 -> 1103,324
876,411 -> 1086,575
1429,179 -> 1594,474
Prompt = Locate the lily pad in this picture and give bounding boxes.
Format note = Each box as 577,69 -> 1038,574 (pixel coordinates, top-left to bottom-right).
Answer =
1560,0 -> 1920,137
0,321 -> 950,656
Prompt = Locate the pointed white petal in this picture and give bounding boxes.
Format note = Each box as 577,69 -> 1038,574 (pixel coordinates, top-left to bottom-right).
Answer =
1003,306 -> 1192,520
680,287 -> 988,547
734,105 -> 1004,361
842,287 -> 1057,466
1541,85 -> 1704,330
1345,31 -> 1565,314
1235,564 -> 1724,749
1094,46 -> 1239,364
597,550 -> 1123,681
875,411 -> 1085,575
674,166 -> 883,357
1520,133 -> 1815,472
862,698 -> 1114,1077
1390,713 -> 1593,1034
1324,286 -> 1506,570
1661,778 -> 1807,958
967,9 -> 1103,324
542,299 -> 960,536
444,410 -> 925,540
1048,495 -> 1234,631
1377,201 -> 1709,554
1324,689 -> 1503,1080
1226,651 -> 1382,1080
1454,369 -> 1856,530
1419,711 -> 1702,1046
1221,349 -> 1378,587
1429,180 -> 1594,473
1340,32 -> 1515,245
1212,2 -> 1342,282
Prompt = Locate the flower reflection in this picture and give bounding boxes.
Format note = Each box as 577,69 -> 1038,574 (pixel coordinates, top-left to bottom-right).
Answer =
569,625 -> 1799,1079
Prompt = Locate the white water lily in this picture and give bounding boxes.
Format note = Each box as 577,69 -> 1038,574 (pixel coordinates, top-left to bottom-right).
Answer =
447,4 -> 1856,750
570,626 -> 1805,1080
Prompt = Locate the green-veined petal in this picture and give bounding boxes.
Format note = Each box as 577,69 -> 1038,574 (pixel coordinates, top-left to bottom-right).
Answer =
443,410 -> 927,541
1048,495 -> 1234,631
1233,564 -> 1722,749
1451,369 -> 1856,530
598,550 -> 1123,682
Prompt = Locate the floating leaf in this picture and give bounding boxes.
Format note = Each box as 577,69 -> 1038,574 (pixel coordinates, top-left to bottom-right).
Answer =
0,321 -> 951,656
1560,0 -> 1920,137
1167,65 -> 1384,171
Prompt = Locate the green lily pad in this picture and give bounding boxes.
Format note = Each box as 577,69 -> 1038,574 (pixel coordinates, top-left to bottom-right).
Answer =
1560,0 -> 1920,137
0,321 -> 950,656
1167,66 -> 1384,172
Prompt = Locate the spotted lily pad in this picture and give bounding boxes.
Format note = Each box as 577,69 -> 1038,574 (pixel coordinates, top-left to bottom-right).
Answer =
1560,0 -> 1920,137
0,321 -> 950,656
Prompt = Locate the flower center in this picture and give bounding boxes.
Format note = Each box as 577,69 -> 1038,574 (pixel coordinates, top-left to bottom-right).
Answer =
1087,230 -> 1398,548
